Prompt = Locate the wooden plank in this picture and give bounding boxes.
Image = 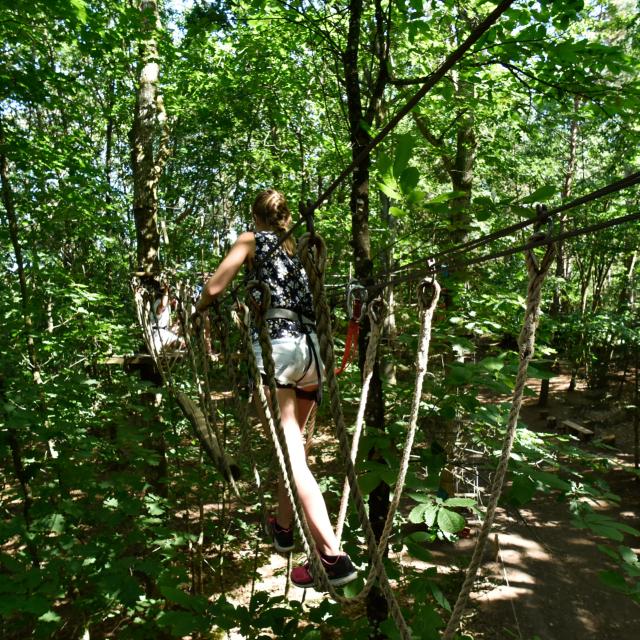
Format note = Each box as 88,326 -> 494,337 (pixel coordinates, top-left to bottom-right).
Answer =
562,419 -> 594,441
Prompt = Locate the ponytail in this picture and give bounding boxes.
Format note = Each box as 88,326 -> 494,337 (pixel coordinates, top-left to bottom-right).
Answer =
252,189 -> 295,255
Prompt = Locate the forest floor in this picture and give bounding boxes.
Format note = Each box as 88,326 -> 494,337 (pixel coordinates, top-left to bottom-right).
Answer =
442,373 -> 640,640
220,372 -> 640,640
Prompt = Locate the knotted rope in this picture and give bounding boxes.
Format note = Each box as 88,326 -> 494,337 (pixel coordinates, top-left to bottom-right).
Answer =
132,279 -> 240,491
297,234 -> 412,638
442,240 -> 555,640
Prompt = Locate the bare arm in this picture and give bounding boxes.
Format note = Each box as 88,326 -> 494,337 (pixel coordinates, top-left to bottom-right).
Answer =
195,231 -> 255,312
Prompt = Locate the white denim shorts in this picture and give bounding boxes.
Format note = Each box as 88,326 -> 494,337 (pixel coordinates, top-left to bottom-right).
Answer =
252,333 -> 324,389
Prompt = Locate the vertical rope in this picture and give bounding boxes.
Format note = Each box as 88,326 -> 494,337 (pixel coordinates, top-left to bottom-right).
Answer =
376,277 -> 441,552
442,242 -> 555,640
335,298 -> 386,544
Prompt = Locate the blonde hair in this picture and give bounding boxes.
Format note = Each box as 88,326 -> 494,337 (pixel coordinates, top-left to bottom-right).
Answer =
252,189 -> 295,255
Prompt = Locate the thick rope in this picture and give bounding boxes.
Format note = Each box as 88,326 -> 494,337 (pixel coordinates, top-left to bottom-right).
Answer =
132,280 -> 241,494
442,240 -> 555,640
297,234 -> 412,638
376,277 -> 441,553
335,298 -> 386,544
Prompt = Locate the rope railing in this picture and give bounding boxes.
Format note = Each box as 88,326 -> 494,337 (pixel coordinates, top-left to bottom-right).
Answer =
367,208 -> 640,298
442,233 -> 556,639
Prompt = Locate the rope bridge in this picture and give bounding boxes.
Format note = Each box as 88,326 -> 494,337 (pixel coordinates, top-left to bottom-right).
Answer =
129,212 -> 559,640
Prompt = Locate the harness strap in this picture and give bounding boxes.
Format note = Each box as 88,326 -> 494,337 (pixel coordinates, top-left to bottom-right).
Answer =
263,307 -> 323,403
265,307 -> 315,327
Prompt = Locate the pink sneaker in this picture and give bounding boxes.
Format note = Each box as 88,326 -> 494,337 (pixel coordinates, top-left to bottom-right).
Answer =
291,554 -> 357,589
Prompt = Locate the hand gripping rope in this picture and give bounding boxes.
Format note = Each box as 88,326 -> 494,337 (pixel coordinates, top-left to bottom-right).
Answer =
442,235 -> 556,640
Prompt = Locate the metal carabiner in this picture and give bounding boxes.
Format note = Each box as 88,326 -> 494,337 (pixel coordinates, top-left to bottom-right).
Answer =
346,281 -> 368,323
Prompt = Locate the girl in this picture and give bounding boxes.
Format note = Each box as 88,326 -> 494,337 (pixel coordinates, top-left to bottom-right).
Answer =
195,189 -> 356,589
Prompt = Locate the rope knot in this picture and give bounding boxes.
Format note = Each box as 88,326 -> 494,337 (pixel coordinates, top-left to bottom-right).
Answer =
418,277 -> 441,311
231,301 -> 251,330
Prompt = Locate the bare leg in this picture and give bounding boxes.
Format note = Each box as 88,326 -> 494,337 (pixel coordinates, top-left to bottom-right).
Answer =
256,386 -> 339,556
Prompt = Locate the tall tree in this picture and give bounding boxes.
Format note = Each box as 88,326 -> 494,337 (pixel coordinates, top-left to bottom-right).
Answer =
131,0 -> 170,273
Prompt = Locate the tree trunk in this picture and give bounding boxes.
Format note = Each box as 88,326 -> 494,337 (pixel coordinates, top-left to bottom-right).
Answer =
130,0 -> 170,497
0,122 -> 42,566
539,98 -> 580,406
449,73 -> 476,244
130,0 -> 168,274
343,0 -> 390,634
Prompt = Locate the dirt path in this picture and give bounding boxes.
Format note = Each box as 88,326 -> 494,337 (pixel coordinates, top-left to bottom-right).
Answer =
443,377 -> 640,639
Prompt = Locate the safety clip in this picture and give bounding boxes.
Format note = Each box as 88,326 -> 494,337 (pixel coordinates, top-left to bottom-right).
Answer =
346,281 -> 368,323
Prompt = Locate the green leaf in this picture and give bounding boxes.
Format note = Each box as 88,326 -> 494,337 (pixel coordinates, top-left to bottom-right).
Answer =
157,610 -> 198,636
520,185 -> 556,204
377,152 -> 393,180
478,357 -> 505,372
590,525 -> 624,541
342,575 -> 364,597
389,206 -> 408,218
507,475 -> 536,506
359,472 -> 381,495
527,365 -> 555,380
399,166 -> 420,192
406,540 -> 433,563
437,508 -> 466,533
408,504 -> 428,524
598,570 -> 629,593
429,581 -> 451,612
38,611 -> 61,623
69,0 -> 87,23
424,504 -> 438,528
427,190 -> 467,204
443,497 -> 476,508
378,181 -> 401,201
393,133 -> 415,178
618,546 -> 640,568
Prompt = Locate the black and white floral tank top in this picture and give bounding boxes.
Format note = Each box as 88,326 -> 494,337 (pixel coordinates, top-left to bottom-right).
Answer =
247,231 -> 315,340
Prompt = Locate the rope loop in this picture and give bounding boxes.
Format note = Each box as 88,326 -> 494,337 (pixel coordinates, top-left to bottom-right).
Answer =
245,279 -> 271,320
346,281 -> 368,322
417,277 -> 441,311
367,296 -> 386,325
297,232 -> 327,277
